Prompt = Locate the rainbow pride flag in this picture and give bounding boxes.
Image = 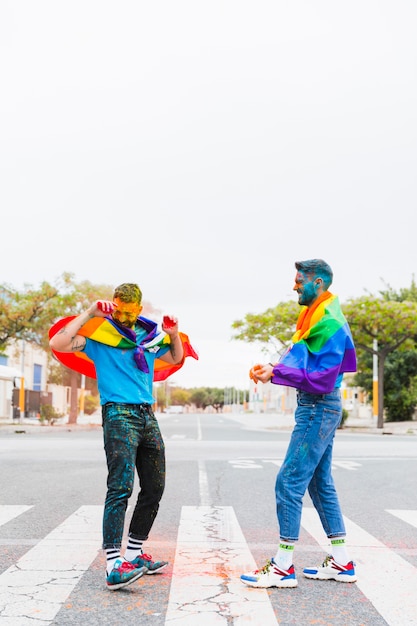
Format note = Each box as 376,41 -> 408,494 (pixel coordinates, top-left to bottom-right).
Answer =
271,293 -> 356,394
49,315 -> 198,382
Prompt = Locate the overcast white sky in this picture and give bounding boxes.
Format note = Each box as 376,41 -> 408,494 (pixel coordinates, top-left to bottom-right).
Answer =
1,1 -> 416,389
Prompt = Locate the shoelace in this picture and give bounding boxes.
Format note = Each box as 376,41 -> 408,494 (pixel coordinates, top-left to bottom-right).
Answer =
322,555 -> 333,567
256,560 -> 272,575
118,561 -> 138,572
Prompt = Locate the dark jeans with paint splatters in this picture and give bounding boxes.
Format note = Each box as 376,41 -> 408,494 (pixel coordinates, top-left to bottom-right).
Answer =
101,403 -> 165,549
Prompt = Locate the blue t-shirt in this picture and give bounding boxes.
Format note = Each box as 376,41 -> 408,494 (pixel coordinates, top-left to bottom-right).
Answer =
83,325 -> 170,405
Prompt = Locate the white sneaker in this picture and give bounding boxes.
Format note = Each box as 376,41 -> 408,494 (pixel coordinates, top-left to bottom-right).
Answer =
303,555 -> 357,583
240,558 -> 298,588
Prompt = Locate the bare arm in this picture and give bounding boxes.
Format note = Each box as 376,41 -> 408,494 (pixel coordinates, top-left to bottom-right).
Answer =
49,300 -> 114,353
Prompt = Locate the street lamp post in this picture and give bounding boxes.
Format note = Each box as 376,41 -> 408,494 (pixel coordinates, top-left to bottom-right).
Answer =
372,337 -> 378,423
19,340 -> 25,424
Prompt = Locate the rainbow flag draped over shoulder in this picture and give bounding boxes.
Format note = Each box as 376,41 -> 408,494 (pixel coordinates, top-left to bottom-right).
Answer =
271,292 -> 356,394
49,315 -> 198,382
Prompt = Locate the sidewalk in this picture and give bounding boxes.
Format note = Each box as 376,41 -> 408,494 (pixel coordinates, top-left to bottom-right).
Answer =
225,411 -> 417,436
1,412 -> 416,436
0,411 -> 103,432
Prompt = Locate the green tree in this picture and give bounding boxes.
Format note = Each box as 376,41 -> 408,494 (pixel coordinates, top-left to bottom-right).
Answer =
232,301 -> 299,355
343,297 -> 417,427
154,384 -> 167,411
379,275 -> 417,304
0,274 -> 73,349
189,387 -> 226,411
204,387 -> 225,412
190,388 -> 208,410
82,394 -> 100,416
383,351 -> 417,421
170,387 -> 192,406
353,278 -> 417,423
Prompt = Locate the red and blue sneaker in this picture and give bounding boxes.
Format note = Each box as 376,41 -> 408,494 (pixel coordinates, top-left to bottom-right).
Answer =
240,558 -> 298,588
303,555 -> 357,582
106,558 -> 147,590
129,552 -> 168,574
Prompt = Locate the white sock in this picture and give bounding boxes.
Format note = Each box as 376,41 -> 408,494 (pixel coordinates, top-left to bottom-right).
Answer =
106,548 -> 121,575
330,538 -> 350,564
124,537 -> 144,562
274,540 -> 295,570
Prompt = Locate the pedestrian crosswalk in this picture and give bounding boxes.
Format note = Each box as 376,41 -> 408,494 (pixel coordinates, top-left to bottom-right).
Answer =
302,508 -> 417,626
165,506 -> 277,625
0,506 -> 102,626
0,506 -> 32,528
0,505 -> 416,625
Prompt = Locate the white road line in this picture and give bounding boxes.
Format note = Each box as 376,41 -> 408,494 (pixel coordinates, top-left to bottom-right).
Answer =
387,509 -> 417,529
198,460 -> 210,506
227,459 -> 363,471
0,505 -> 102,626
228,460 -> 263,469
165,506 -> 278,625
331,460 -> 362,471
0,506 -> 32,528
301,507 -> 417,626
196,415 -> 203,441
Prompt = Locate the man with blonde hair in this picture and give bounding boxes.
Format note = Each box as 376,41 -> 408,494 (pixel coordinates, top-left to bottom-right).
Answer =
50,283 -> 196,590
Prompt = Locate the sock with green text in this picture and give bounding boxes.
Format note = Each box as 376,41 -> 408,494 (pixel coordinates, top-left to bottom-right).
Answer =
330,537 -> 350,564
274,540 -> 295,570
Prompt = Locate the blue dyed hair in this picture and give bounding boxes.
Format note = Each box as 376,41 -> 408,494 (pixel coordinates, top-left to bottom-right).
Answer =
295,259 -> 333,290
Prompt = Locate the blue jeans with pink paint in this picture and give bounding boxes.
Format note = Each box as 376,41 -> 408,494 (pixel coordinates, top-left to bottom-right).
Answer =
101,402 -> 165,549
275,389 -> 346,542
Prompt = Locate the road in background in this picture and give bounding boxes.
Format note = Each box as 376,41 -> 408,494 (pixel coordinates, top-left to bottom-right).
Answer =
0,413 -> 416,625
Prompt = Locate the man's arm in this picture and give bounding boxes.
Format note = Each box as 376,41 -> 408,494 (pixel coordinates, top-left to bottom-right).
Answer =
49,300 -> 114,353
158,316 -> 184,365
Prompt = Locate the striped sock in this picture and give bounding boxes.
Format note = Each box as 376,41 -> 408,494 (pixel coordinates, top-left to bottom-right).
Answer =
274,541 -> 295,570
106,548 -> 121,575
331,537 -> 350,564
124,537 -> 144,562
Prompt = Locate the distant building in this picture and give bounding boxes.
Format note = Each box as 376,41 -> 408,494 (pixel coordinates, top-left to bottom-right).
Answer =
0,341 -> 56,420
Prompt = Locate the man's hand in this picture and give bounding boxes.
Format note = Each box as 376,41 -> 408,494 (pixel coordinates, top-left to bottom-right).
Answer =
160,315 -> 184,365
249,363 -> 274,384
88,300 -> 116,318
162,315 -> 179,336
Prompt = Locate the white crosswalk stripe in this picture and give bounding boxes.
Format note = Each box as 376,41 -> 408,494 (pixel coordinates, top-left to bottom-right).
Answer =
387,509 -> 417,529
0,505 -> 416,625
0,506 -> 32,528
0,506 -> 102,626
165,506 -> 278,625
301,507 -> 417,626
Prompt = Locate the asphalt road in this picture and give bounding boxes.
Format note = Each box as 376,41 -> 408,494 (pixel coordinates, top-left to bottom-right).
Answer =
0,413 -> 416,626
